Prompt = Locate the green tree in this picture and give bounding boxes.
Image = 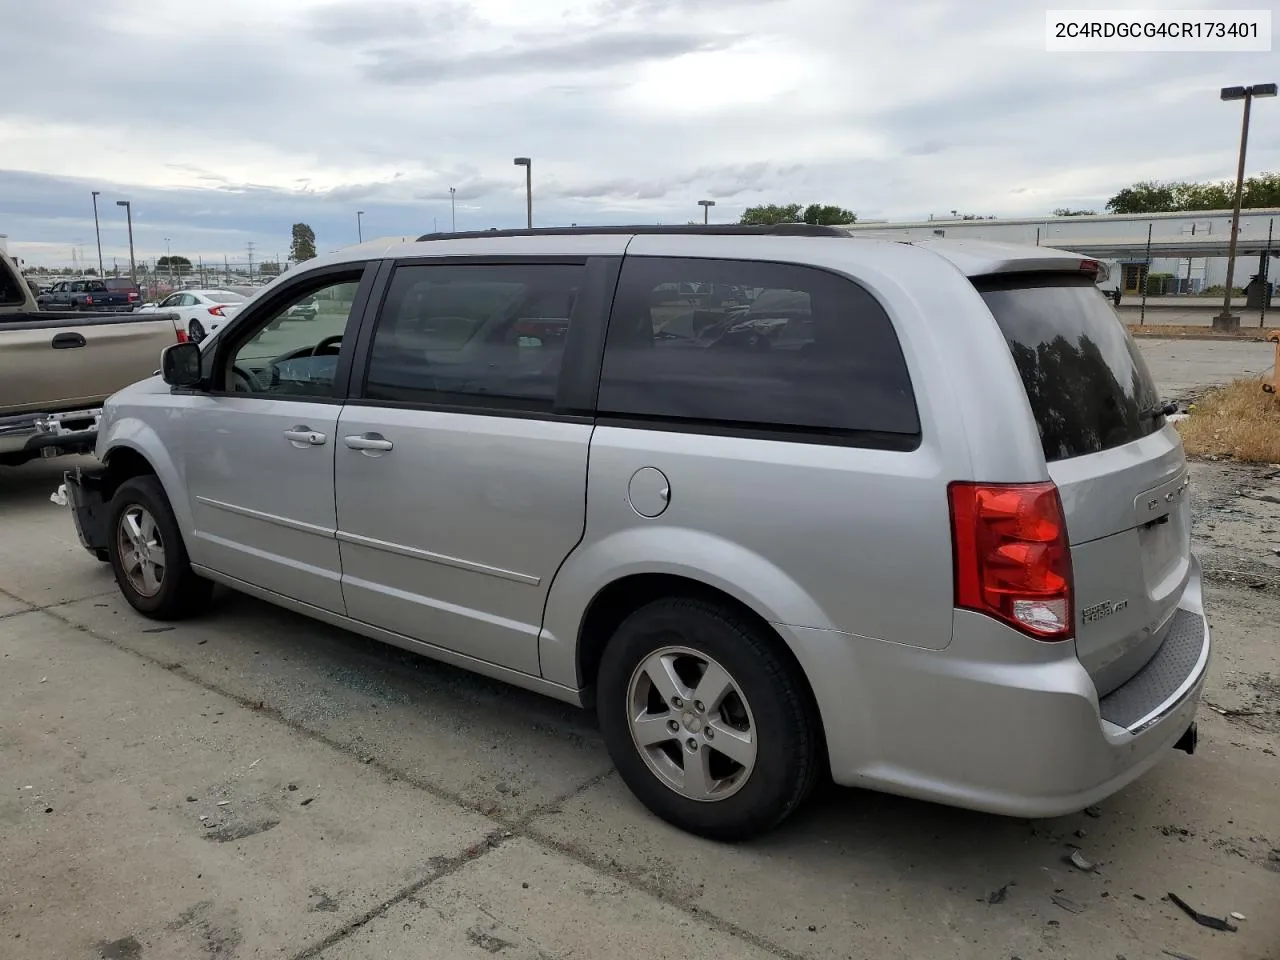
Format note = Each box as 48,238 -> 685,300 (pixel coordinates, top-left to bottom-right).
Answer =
1053,208 -> 1097,216
740,203 -> 803,225
801,203 -> 857,225
290,223 -> 317,262
156,255 -> 192,275
740,202 -> 857,226
1106,173 -> 1280,213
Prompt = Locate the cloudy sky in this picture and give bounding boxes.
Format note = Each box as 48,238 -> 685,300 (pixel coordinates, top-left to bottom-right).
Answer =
1,0 -> 1276,268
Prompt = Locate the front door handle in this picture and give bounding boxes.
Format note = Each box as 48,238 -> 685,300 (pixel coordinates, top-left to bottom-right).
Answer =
344,433 -> 394,453
284,426 -> 327,446
52,332 -> 87,349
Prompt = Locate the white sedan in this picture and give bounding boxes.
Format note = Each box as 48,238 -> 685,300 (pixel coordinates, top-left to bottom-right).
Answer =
139,290 -> 248,343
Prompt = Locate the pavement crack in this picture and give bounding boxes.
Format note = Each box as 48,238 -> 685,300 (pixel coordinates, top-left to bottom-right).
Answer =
287,829 -> 513,960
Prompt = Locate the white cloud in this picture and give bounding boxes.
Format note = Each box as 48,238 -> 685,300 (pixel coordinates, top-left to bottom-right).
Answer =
0,0 -> 1275,266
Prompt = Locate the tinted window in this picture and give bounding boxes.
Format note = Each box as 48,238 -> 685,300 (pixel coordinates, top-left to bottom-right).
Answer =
363,263 -> 583,408
0,261 -> 23,305
86,281 -> 108,292
977,274 -> 1163,462
104,278 -> 134,291
597,257 -> 919,440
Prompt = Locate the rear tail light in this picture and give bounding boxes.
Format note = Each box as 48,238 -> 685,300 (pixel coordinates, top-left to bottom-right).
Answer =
175,328 -> 189,343
84,295 -> 94,305
128,292 -> 138,301
948,481 -> 1074,639
208,305 -> 225,316
1078,259 -> 1100,275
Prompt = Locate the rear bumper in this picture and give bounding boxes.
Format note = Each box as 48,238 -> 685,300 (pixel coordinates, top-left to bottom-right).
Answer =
0,408 -> 101,459
806,557 -> 1210,817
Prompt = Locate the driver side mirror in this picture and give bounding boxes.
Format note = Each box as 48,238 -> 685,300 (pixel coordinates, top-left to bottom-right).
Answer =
161,341 -> 203,387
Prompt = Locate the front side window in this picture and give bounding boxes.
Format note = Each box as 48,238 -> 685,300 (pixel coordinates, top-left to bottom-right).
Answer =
362,262 -> 583,409
227,276 -> 362,397
598,257 -> 920,441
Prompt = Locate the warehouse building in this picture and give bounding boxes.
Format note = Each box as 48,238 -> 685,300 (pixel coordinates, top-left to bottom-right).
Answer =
846,208 -> 1280,300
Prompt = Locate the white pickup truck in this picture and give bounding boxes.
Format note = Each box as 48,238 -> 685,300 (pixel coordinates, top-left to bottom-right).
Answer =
0,250 -> 184,467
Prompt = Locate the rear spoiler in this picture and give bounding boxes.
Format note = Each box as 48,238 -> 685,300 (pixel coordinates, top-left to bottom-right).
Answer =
910,238 -> 1101,278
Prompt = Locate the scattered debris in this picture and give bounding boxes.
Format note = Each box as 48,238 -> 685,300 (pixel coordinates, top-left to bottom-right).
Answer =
49,485 -> 68,507
1074,828 -> 1087,839
1133,894 -> 1146,901
1166,892 -> 1238,932
1230,911 -> 1246,922
186,796 -> 198,803
249,758 -> 261,768
1162,951 -> 1198,960
43,807 -> 53,813
199,815 -> 208,821
521,882 -> 529,889
141,626 -> 174,634
300,797 -> 314,806
1051,894 -> 1086,914
216,801 -> 230,807
1068,850 -> 1095,872
1084,806 -> 1103,818
287,784 -> 298,792
807,924 -> 816,932
38,677 -> 47,684
986,884 -> 1010,905
197,640 -> 207,645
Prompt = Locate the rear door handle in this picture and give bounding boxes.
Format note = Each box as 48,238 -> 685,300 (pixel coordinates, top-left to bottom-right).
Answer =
344,433 -> 394,453
284,427 -> 327,446
51,332 -> 87,349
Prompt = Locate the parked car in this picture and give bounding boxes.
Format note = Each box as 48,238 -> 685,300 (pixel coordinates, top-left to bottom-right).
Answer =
65,225 -> 1207,840
0,250 -> 183,468
104,277 -> 143,310
37,278 -> 136,312
138,289 -> 248,343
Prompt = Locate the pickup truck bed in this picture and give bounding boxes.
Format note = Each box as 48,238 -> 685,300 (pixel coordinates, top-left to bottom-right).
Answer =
0,311 -> 182,465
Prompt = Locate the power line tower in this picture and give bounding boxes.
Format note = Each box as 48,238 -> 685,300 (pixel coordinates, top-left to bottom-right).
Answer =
247,241 -> 256,280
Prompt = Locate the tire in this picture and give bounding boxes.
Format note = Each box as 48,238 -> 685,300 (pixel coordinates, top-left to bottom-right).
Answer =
596,597 -> 821,841
107,476 -> 212,620
188,317 -> 206,343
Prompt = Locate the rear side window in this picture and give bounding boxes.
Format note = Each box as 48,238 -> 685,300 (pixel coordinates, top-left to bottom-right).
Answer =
0,261 -> 23,305
977,274 -> 1163,462
363,263 -> 583,409
104,278 -> 134,291
598,257 -> 919,443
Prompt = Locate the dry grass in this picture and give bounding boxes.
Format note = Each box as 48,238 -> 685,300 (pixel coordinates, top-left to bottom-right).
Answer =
1128,324 -> 1280,340
1177,377 -> 1280,463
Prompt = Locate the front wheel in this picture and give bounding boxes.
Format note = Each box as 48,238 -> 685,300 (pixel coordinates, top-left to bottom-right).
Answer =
107,476 -> 212,619
596,597 -> 822,841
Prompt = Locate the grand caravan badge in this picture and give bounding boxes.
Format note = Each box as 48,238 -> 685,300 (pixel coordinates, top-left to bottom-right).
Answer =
1082,599 -> 1129,624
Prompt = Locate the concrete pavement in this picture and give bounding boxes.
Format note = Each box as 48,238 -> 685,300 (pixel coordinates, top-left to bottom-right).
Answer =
2,337 -> 1278,959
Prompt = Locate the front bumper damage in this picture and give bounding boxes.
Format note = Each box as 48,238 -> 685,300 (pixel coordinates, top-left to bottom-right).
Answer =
63,465 -> 111,557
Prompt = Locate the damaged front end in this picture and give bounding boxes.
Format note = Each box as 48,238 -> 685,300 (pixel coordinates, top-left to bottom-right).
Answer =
61,465 -> 111,559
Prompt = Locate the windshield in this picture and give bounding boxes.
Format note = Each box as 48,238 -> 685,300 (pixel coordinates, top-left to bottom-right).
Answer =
976,273 -> 1163,463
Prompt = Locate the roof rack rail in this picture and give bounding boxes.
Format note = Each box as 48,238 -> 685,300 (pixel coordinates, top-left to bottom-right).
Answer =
413,224 -> 851,242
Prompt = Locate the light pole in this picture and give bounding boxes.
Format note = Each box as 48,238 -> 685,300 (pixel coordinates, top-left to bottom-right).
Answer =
165,237 -> 173,286
90,191 -> 104,277
1215,82 -> 1277,331
698,199 -> 715,224
115,200 -> 136,286
513,157 -> 532,228
450,186 -> 456,232
357,210 -> 364,243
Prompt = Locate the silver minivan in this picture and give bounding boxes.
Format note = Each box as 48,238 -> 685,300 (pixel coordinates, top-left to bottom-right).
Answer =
66,225 -> 1209,840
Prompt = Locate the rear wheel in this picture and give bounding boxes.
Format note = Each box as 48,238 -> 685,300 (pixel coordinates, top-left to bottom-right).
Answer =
107,476 -> 212,619
597,597 -> 821,841
188,317 -> 207,343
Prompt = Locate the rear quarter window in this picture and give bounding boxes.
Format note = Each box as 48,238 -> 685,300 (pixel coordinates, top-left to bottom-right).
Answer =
976,273 -> 1163,462
597,257 -> 919,446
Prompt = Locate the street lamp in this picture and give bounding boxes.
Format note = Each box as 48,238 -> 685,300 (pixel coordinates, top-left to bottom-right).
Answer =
698,199 -> 716,224
357,210 -> 364,243
115,200 -> 136,286
513,157 -> 532,229
165,237 -> 173,286
1214,81 -> 1277,331
90,191 -> 104,277
450,186 -> 457,232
